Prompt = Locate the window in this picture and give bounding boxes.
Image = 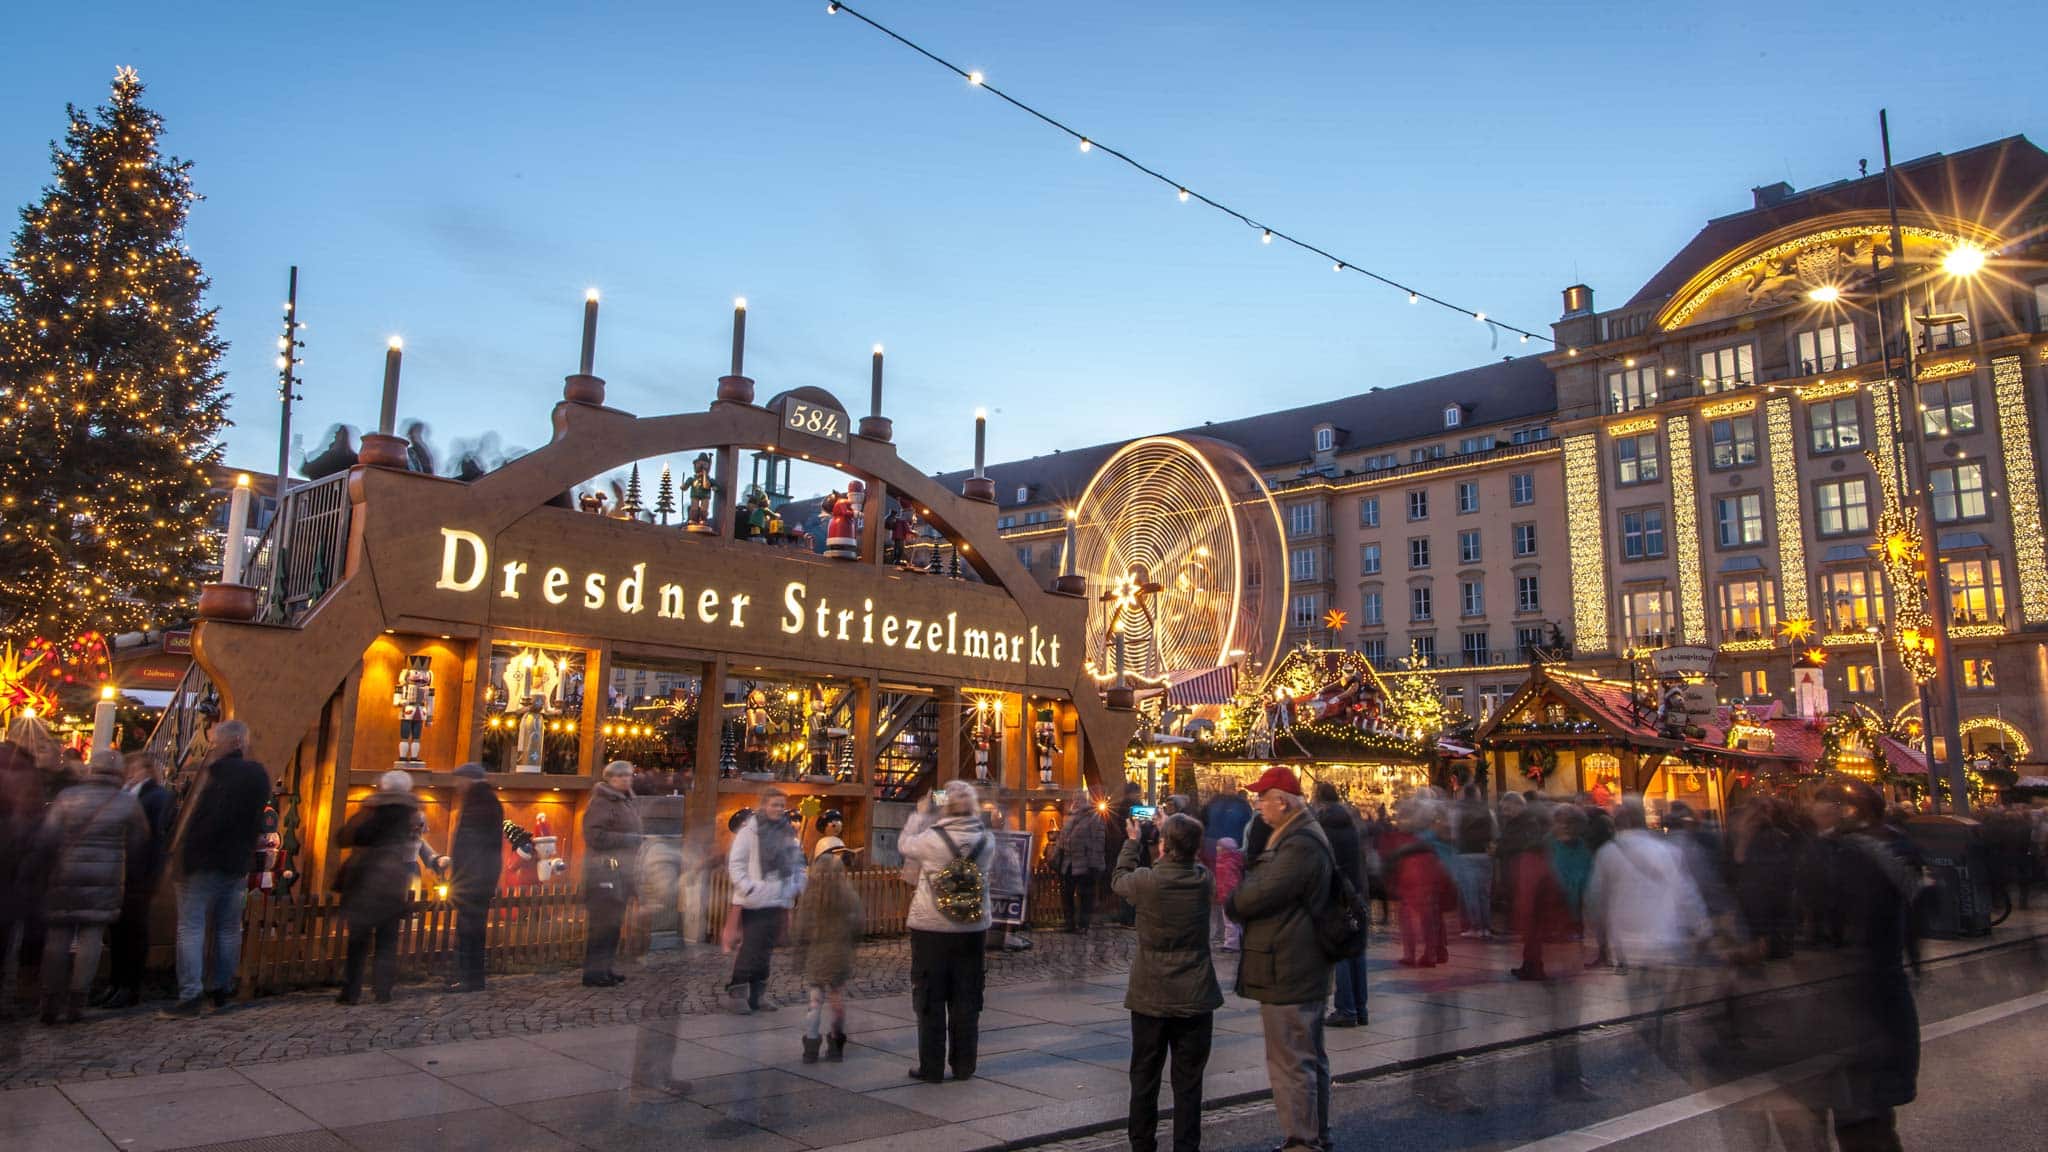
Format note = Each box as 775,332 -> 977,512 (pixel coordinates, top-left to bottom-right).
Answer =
1620,507 -> 1667,560
1825,568 -> 1885,631
1015,546 -> 1034,570
1409,537 -> 1431,569
1290,547 -> 1319,582
1022,509 -> 1052,526
1512,522 -> 1538,556
1741,669 -> 1769,698
1606,366 -> 1660,413
1616,432 -> 1661,485
1407,490 -> 1429,521
1409,634 -> 1437,667
1796,322 -> 1858,374
1516,625 -> 1547,657
1929,462 -> 1987,522
1458,529 -> 1482,564
1915,293 -> 1972,351
1015,486 -> 1030,504
1444,404 -> 1463,428
1411,445 -> 1446,464
1718,578 -> 1777,639
1511,426 -> 1551,445
996,515 -> 1016,530
1845,664 -> 1877,694
1442,687 -> 1468,714
1516,574 -> 1541,613
1920,378 -> 1977,436
1458,435 -> 1495,454
1623,588 -> 1673,648
1360,638 -> 1387,667
1358,496 -> 1379,528
1815,478 -> 1871,536
1945,557 -> 2004,626
1364,453 -> 1397,471
1361,590 -> 1383,626
1314,426 -> 1335,453
1809,397 -> 1862,454
1456,482 -> 1479,514
1716,493 -> 1764,547
1462,631 -> 1491,666
1697,344 -> 1756,392
1461,580 -> 1485,617
1360,543 -> 1381,575
1709,415 -> 1759,468
1411,585 -> 1433,622
1291,593 -> 1321,629
1509,472 -> 1535,505
1962,658 -> 1997,690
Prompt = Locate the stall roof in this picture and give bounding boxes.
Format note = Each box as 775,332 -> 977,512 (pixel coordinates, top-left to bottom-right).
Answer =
1476,666 -> 1811,767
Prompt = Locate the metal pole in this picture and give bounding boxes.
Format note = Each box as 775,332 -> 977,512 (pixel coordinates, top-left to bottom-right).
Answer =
276,266 -> 301,506
1879,110 -> 1969,814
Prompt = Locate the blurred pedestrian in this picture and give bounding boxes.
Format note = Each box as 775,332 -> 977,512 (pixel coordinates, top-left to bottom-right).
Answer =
583,760 -> 643,988
335,770 -> 419,1004
163,719 -> 270,1017
445,763 -> 501,993
1501,795 -> 1559,981
1202,786 -> 1252,850
635,770 -> 688,949
1384,791 -> 1452,967
1211,836 -> 1243,951
1312,782 -> 1368,1028
1587,796 -> 1706,1053
1451,784 -> 1495,938
37,750 -> 146,1024
1056,794 -> 1107,934
900,780 -> 995,1083
1,714 -> 58,1016
1548,803 -> 1594,936
1226,766 -> 1332,1152
725,788 -> 803,1012
1116,812 -> 1222,1152
96,752 -> 171,1009
793,836 -> 861,1063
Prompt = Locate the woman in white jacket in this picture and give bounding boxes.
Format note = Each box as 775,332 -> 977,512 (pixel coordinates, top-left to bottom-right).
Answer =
725,790 -> 805,1014
899,780 -> 996,1082
1586,796 -> 1706,1054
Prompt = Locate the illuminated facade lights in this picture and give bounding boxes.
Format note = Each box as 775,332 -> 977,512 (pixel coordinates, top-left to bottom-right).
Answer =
1666,414 -> 1708,646
1766,396 -> 1809,624
1990,354 -> 2048,625
1562,434 -> 1610,656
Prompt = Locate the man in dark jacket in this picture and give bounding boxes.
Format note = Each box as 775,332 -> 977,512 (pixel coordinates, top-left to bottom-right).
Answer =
1226,766 -> 1333,1152
447,763 -> 503,992
582,761 -> 642,987
1057,795 -> 1108,934
1202,787 -> 1252,850
1312,783 -> 1367,1028
97,752 -> 172,1008
164,720 -> 271,1017
1114,813 -> 1223,1152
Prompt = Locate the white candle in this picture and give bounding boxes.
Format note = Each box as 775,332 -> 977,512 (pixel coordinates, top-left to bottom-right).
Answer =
378,337 -> 402,436
973,408 -> 988,477
580,289 -> 600,376
223,474 -> 252,585
92,685 -> 116,756
870,344 -> 884,417
731,297 -> 747,377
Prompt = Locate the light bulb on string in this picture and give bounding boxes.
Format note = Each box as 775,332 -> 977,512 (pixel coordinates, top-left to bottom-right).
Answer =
1078,138 -> 1092,153
968,70 -> 984,86
1260,229 -> 1272,245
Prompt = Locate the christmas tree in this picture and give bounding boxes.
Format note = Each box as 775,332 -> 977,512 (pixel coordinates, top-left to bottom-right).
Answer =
0,69 -> 226,641
654,463 -> 675,525
618,462 -> 644,520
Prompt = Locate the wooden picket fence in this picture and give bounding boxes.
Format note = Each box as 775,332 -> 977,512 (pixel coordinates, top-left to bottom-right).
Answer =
235,870 -> 1072,994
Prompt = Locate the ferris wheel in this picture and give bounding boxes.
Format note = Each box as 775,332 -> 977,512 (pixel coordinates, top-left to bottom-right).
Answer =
1070,435 -> 1287,682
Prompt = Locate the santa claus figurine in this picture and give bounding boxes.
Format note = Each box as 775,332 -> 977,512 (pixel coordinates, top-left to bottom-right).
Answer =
823,480 -> 864,559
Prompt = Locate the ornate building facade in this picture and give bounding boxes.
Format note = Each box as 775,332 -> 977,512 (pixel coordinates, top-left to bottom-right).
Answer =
978,135 -> 2048,760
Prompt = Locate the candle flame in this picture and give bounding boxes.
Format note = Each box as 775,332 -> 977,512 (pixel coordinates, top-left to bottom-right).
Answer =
585,287 -> 600,302
100,684 -> 116,701
872,343 -> 884,356
734,296 -> 747,310
387,335 -> 403,351
974,407 -> 988,421
234,473 -> 251,488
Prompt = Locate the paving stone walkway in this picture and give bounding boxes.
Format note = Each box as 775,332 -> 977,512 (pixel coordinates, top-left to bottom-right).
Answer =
1,913 -> 2040,1152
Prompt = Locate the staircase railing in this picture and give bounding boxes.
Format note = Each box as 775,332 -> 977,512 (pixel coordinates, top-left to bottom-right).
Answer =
242,471 -> 351,626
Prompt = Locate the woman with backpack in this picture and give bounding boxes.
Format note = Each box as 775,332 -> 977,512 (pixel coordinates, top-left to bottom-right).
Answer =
898,780 -> 996,1083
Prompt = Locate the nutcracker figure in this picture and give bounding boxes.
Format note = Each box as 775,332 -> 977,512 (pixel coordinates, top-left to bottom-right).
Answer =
393,655 -> 435,764
971,695 -> 997,784
684,453 -> 719,533
1034,704 -> 1059,786
822,480 -> 865,560
740,686 -> 773,778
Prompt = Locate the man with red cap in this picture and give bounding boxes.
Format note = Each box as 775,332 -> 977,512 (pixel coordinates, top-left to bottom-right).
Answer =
1225,766 -> 1333,1152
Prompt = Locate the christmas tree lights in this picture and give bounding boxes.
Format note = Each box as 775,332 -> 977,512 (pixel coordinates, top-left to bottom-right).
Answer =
0,68 -> 225,641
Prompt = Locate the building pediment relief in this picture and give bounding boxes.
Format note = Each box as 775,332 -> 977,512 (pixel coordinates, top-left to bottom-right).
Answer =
1657,218 -> 1985,332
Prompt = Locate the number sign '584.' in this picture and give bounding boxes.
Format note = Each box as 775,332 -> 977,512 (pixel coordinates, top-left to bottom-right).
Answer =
781,399 -> 848,445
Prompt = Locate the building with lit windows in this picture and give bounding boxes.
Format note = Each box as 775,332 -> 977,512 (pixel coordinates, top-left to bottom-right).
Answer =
971,134 -> 2048,760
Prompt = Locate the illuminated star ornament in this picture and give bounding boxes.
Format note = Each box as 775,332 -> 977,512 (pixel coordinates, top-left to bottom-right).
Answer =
0,642 -> 59,725
1323,608 -> 1349,632
1779,617 -> 1816,643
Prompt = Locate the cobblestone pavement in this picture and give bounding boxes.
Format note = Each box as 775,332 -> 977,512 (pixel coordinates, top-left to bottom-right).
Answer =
0,928 -> 1135,1089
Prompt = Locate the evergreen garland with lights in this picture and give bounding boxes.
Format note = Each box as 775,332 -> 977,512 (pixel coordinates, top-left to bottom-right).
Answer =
0,69 -> 226,641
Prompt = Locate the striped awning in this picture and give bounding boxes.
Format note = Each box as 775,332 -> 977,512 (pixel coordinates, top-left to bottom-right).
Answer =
1167,664 -> 1240,707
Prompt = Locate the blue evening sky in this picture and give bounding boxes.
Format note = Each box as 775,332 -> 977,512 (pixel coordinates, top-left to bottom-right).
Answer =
2,1 -> 2038,490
